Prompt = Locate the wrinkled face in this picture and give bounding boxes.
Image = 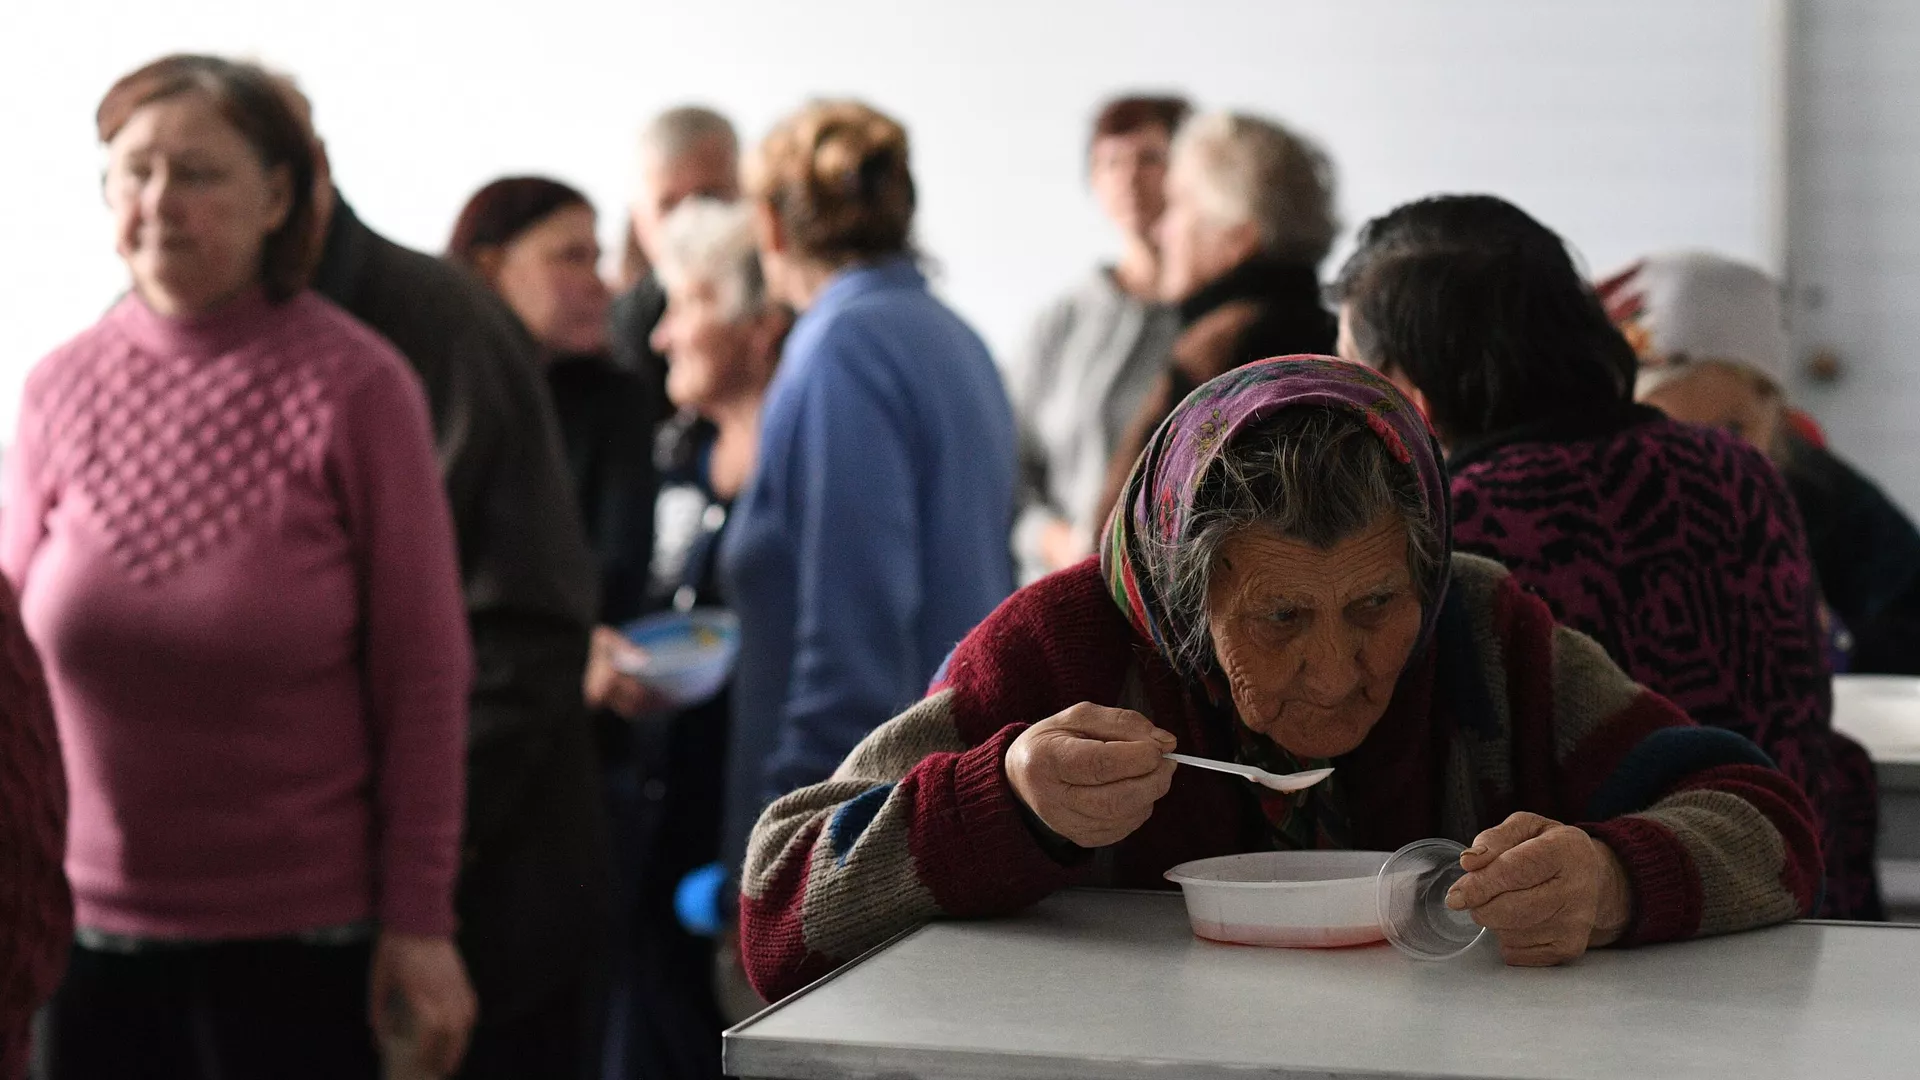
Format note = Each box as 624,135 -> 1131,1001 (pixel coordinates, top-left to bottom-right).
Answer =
632,136 -> 739,267
1155,152 -> 1260,303
1205,514 -> 1423,758
490,204 -> 610,355
105,92 -> 293,316
1638,362 -> 1781,453
1090,126 -> 1172,242
651,276 -> 776,413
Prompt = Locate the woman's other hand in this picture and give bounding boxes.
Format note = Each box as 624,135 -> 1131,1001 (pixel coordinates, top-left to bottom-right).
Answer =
584,625 -> 672,718
369,932 -> 478,1077
1445,811 -> 1633,966
1005,703 -> 1178,848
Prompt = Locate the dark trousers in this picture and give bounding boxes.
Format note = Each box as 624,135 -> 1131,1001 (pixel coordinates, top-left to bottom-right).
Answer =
600,697 -> 728,1080
457,976 -> 591,1080
42,939 -> 377,1080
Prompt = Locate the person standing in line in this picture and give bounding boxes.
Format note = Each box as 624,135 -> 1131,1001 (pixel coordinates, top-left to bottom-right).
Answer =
13,55 -> 475,1079
1008,94 -> 1188,583
446,177 -> 654,633
609,108 -> 743,417
278,78 -> 610,1078
688,100 -> 1018,960
1095,110 -> 1339,526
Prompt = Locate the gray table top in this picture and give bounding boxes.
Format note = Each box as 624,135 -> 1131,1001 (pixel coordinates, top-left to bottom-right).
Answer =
726,890 -> 1920,1080
1833,674 -> 1920,790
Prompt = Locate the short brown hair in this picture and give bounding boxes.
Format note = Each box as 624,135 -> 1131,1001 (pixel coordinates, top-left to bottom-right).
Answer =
1091,94 -> 1191,149
97,55 -> 321,301
748,100 -> 914,268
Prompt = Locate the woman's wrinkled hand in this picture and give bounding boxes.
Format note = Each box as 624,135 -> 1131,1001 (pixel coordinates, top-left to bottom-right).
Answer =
584,625 -> 673,719
1005,703 -> 1178,848
1445,811 -> 1633,966
369,932 -> 478,1077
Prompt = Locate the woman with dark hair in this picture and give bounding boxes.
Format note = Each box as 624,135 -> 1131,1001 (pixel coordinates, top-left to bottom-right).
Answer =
1330,194 -> 1881,920
6,55 -> 476,1078
1095,110 -> 1339,526
1010,95 -> 1188,581
447,176 -> 654,632
738,357 -> 1820,1001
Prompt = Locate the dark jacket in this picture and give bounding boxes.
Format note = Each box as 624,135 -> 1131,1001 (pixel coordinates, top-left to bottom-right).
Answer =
1784,433 -> 1920,674
608,272 -> 673,425
312,196 -> 609,1019
546,354 -> 657,626
1097,256 -> 1335,522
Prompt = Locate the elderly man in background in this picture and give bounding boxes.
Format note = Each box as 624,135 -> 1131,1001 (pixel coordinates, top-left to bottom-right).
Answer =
610,107 -> 743,413
280,80 -> 610,1080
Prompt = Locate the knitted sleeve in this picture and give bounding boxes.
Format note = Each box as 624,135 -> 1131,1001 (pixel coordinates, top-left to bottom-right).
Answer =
739,560 -> 1135,1001
0,360 -> 59,592
0,577 -> 68,1080
330,354 -> 474,938
739,689 -> 1082,1001
1459,553 -> 1823,944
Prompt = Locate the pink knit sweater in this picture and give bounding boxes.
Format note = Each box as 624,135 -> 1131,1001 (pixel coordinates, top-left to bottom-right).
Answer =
1,289 -> 472,940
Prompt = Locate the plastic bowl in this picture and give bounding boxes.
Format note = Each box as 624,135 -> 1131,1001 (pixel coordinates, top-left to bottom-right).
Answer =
616,609 -> 741,707
1164,851 -> 1392,948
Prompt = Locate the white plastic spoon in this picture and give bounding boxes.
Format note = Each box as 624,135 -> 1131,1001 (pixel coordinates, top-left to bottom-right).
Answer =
1162,753 -> 1334,793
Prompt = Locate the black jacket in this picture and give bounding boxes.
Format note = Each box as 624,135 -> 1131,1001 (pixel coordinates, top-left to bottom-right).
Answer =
1098,256 -> 1335,521
312,196 -> 609,1019
1785,434 -> 1920,673
546,354 -> 657,626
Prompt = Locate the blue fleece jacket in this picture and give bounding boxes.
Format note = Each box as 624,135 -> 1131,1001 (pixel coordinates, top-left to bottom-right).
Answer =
718,258 -> 1016,873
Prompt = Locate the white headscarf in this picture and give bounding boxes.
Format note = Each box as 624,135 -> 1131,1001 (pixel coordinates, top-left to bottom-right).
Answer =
1598,252 -> 1791,396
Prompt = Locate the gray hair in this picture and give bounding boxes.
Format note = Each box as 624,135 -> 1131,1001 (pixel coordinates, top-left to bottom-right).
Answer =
1172,111 -> 1338,266
654,197 -> 766,322
1141,407 -> 1440,674
639,105 -> 739,169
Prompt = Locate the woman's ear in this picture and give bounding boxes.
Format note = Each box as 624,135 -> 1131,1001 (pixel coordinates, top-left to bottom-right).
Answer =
262,163 -> 295,233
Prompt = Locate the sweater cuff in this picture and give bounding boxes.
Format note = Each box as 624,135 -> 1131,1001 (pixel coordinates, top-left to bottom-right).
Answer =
1581,816 -> 1701,946
921,724 -> 1082,915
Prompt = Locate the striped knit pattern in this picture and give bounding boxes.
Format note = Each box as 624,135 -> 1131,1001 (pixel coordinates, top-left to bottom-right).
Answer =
0,577 -> 66,1080
740,555 -> 1822,1001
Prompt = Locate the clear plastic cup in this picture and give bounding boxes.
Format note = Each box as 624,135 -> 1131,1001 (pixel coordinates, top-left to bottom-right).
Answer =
1375,838 -> 1487,960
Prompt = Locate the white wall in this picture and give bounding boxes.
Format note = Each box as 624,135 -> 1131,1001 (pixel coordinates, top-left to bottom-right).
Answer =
1788,0 -> 1920,514
3,0 -> 1781,438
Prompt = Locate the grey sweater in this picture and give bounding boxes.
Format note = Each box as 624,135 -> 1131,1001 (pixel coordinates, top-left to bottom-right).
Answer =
1007,267 -> 1177,582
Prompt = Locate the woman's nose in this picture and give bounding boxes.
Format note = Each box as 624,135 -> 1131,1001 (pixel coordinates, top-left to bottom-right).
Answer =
145,171 -> 181,223
1296,625 -> 1363,706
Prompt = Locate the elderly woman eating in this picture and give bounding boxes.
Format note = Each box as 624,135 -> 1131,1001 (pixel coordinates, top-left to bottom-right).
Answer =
739,357 -> 1820,1001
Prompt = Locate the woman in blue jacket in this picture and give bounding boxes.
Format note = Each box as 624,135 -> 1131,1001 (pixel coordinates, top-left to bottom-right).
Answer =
697,100 -> 1016,934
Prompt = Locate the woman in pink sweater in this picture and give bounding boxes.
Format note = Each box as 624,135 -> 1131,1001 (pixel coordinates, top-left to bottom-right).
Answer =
2,56 -> 476,1079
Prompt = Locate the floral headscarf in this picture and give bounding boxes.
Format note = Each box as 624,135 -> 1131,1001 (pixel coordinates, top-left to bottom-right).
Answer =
1098,355 -> 1452,848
